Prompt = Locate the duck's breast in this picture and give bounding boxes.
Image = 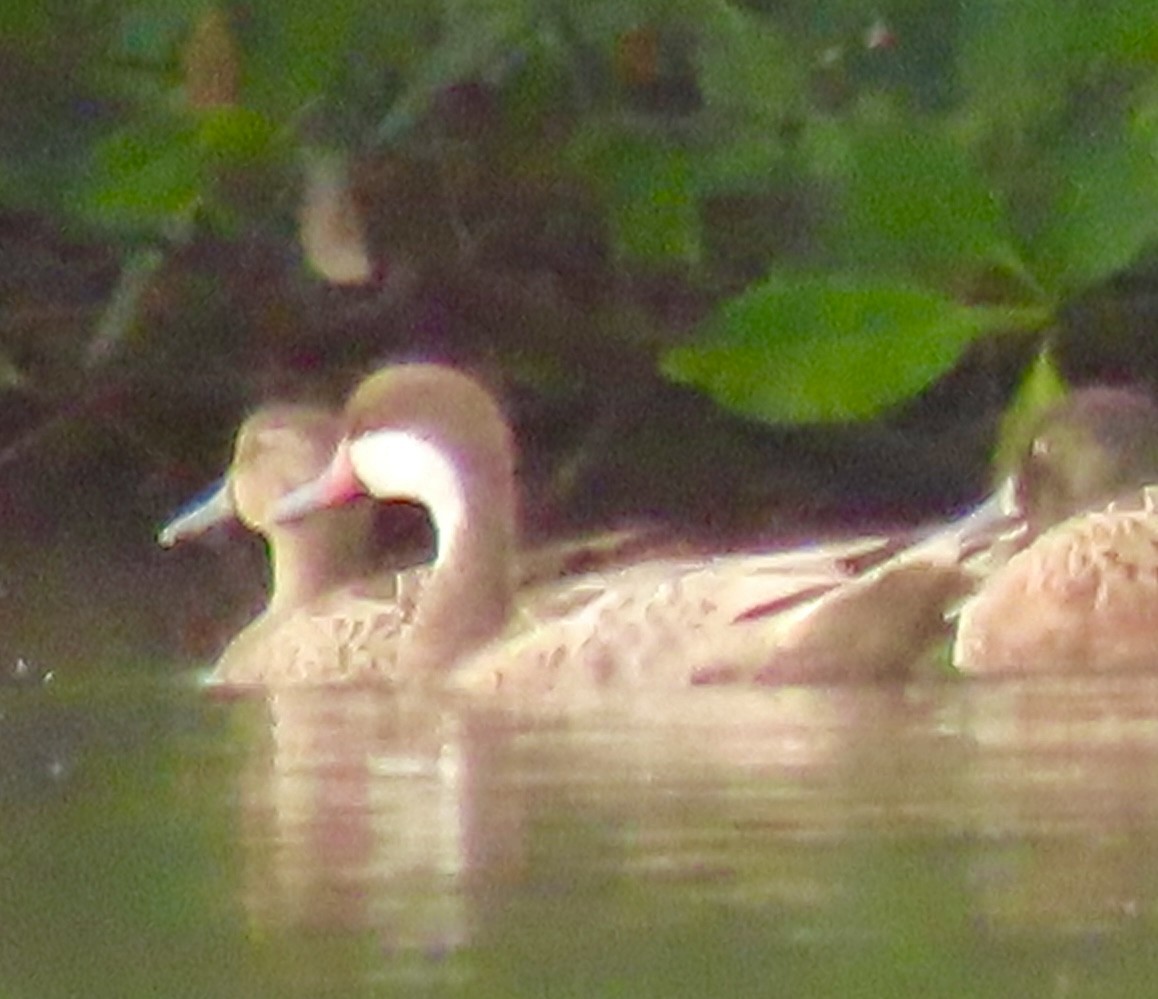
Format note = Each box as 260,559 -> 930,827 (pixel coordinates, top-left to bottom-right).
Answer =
210,579 -> 412,687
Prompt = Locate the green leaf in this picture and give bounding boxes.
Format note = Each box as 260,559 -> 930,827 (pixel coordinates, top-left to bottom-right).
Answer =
569,128 -> 700,264
956,0 -> 1158,147
76,119 -> 202,234
613,144 -> 699,264
695,2 -> 802,126
828,125 -> 1022,282
196,106 -> 280,166
662,274 -> 1047,423
991,348 -> 1068,482
243,0 -> 364,119
1031,131 -> 1158,296
1084,0 -> 1158,63
956,0 -> 1079,138
0,0 -> 115,46
690,133 -> 786,196
1059,0 -> 1158,64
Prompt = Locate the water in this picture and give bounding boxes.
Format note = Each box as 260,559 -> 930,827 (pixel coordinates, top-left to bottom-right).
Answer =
4,672 -> 1158,997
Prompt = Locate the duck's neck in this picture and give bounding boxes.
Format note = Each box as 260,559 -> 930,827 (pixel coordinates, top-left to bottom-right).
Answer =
265,506 -> 375,616
402,462 -> 517,673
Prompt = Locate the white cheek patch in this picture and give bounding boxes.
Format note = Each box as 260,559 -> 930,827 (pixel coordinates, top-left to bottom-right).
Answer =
349,430 -> 465,559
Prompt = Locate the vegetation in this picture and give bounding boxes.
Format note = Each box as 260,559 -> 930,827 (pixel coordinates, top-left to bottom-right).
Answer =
3,0 -> 1158,472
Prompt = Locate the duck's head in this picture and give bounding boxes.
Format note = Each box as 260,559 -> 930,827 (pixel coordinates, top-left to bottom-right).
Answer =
231,405 -> 353,534
275,364 -> 516,540
1014,386 -> 1158,532
158,404 -> 351,546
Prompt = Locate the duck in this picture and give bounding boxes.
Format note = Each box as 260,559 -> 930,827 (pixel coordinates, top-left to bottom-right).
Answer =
272,363 -> 1015,695
953,386 -> 1158,675
160,400 -> 720,687
159,403 -> 414,686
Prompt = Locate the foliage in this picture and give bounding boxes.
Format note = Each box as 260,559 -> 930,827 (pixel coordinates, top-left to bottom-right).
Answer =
2,0 -> 1158,422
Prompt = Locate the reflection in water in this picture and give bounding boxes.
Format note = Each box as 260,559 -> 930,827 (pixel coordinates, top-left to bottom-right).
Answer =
227,673 -> 1158,965
235,688 -> 483,953
961,673 -> 1158,829
16,673 -> 1158,995
228,683 -> 967,954
956,674 -> 1158,933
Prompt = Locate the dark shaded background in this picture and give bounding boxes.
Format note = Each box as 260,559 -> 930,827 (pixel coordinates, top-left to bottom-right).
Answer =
1,0 -> 1157,673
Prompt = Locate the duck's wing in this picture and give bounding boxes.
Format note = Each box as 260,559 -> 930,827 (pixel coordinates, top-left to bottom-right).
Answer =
510,533 -> 895,630
451,544 -> 876,697
746,492 -> 1026,683
454,498 -> 1024,697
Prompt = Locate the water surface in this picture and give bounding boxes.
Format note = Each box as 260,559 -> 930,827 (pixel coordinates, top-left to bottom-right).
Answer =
3,672 -> 1158,997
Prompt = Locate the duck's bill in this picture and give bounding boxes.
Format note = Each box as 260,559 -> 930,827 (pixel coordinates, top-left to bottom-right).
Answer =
157,478 -> 235,548
273,440 -> 364,523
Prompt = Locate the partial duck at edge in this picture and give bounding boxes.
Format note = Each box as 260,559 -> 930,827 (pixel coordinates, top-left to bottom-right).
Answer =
954,386 -> 1158,675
